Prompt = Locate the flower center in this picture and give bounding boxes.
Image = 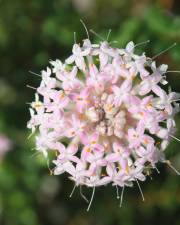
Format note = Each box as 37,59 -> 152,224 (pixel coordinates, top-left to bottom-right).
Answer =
85,92 -> 127,139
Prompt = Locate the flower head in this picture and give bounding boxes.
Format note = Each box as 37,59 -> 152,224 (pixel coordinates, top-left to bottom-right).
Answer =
28,38 -> 179,208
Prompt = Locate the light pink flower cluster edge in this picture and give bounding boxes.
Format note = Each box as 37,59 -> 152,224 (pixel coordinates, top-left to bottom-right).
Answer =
28,39 -> 180,197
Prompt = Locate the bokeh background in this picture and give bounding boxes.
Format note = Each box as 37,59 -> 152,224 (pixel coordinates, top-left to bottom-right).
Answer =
0,0 -> 180,225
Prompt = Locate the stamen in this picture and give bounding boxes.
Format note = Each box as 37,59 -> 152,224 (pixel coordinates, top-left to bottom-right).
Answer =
80,19 -> 90,40
29,70 -> 41,77
135,40 -> 150,48
116,185 -> 120,199
152,43 -> 177,60
170,135 -> 180,142
74,32 -> 77,44
26,85 -> 37,90
69,183 -> 77,198
172,99 -> 180,103
164,160 -> 180,175
87,186 -> 95,211
80,185 -> 89,203
135,179 -> 145,202
27,132 -> 34,140
154,166 -> 160,174
119,186 -> 125,207
106,29 -> 112,42
89,29 -> 105,41
166,70 -> 180,74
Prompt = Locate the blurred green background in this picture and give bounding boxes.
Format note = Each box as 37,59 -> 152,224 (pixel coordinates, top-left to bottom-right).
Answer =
0,0 -> 180,225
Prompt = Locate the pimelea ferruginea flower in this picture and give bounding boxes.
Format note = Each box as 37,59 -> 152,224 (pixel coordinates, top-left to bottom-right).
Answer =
27,35 -> 180,210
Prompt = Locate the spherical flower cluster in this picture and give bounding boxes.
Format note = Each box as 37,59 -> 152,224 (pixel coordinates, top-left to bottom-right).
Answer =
27,39 -> 179,205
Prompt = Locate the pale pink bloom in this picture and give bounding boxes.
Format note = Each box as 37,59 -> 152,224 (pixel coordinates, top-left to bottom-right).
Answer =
71,87 -> 90,113
157,118 -> 176,150
135,55 -> 149,79
153,90 -> 179,114
118,41 -> 135,59
66,43 -> 90,70
27,108 -> 41,133
105,143 -> 130,163
47,90 -> 69,112
93,41 -> 116,68
41,67 -> 56,88
65,114 -> 86,138
128,122 -> 154,148
50,59 -> 65,74
57,66 -> 83,93
138,74 -> 163,96
53,160 -> 74,175
112,79 -> 132,106
86,64 -> 108,93
151,61 -> 168,81
81,133 -> 104,161
112,57 -> 131,80
125,165 -> 146,182
66,161 -> 88,185
135,144 -> 159,167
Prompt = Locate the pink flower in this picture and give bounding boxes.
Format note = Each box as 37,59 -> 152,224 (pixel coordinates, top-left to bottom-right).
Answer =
81,133 -> 104,161
93,41 -> 117,68
112,79 -> 132,106
66,43 -> 90,71
128,121 -> 155,147
71,87 -> 90,113
135,144 -> 159,167
55,143 -> 79,163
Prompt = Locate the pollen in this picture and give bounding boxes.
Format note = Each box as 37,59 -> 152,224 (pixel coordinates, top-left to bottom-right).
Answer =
60,91 -> 65,99
125,166 -> 129,174
146,102 -> 152,108
143,138 -> 149,145
86,147 -> 91,153
77,97 -> 83,101
32,102 -> 43,109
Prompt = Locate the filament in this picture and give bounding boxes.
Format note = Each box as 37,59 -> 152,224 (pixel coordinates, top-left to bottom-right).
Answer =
26,85 -> 37,90
152,43 -> 177,60
115,185 -> 120,199
69,183 -> 77,198
170,135 -> 180,142
74,32 -> 77,44
80,185 -> 89,203
164,160 -> 180,175
135,40 -> 150,48
80,19 -> 90,40
154,166 -> 160,174
90,29 -> 105,41
166,70 -> 180,74
135,179 -> 145,202
29,70 -> 41,77
106,29 -> 112,42
119,186 -> 125,207
87,186 -> 95,211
